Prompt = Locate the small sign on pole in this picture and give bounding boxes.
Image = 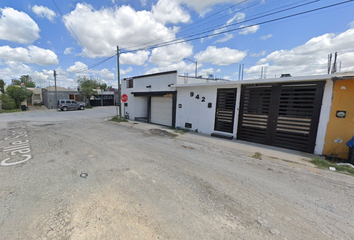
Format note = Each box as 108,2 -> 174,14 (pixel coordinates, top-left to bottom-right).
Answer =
121,94 -> 128,102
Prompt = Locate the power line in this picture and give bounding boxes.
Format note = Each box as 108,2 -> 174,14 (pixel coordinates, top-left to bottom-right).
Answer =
124,0 -> 309,51
51,0 -> 94,58
126,0 -> 354,53
63,0 -> 354,75
125,0 -> 259,50
123,0 -> 227,50
128,0 -> 321,53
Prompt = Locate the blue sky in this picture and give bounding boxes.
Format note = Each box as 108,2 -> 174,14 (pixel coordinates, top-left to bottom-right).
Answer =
0,0 -> 354,88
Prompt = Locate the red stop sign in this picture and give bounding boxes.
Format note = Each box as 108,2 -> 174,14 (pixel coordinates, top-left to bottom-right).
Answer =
121,94 -> 128,102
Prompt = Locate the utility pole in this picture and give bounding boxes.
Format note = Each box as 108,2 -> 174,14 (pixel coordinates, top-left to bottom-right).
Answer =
184,58 -> 197,77
117,46 -> 122,120
54,70 -> 57,109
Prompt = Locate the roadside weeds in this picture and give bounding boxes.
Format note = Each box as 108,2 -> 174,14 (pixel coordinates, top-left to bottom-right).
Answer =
309,157 -> 354,176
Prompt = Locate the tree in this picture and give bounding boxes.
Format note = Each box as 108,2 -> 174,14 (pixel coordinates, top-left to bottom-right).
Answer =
0,94 -> 16,110
12,75 -> 36,88
6,85 -> 32,108
0,79 -> 5,94
77,76 -> 99,106
98,82 -> 107,91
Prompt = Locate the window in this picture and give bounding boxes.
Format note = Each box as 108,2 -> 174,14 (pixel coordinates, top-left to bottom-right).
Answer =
69,94 -> 75,100
126,79 -> 133,88
33,94 -> 41,100
66,100 -> 71,103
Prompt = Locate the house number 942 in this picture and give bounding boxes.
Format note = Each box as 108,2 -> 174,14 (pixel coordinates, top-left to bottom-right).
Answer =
190,92 -> 205,102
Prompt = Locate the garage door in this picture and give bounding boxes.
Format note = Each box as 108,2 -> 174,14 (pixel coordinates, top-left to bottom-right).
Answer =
151,96 -> 173,126
237,81 -> 325,153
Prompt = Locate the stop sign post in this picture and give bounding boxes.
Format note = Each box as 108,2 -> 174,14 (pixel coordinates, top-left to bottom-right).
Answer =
121,94 -> 128,119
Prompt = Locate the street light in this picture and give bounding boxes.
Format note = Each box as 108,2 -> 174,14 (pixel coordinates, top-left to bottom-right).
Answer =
184,58 -> 197,78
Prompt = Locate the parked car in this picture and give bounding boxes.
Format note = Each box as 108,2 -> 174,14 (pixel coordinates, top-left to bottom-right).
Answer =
58,99 -> 85,111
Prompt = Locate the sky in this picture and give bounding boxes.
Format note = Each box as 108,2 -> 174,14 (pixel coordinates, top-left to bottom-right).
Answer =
0,0 -> 354,88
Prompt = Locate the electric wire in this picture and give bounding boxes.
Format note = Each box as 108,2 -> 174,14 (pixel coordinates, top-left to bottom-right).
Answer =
123,0 -> 253,50
51,0 -> 94,58
123,0 -> 226,50
124,0 -> 311,51
67,0 -> 354,74
127,0 -> 322,53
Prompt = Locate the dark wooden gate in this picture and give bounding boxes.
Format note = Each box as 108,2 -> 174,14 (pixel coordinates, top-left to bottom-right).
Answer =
237,81 -> 325,153
214,88 -> 237,133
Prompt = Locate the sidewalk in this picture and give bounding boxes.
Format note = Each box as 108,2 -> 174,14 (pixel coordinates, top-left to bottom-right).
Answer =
118,120 -> 318,167
27,105 -> 49,111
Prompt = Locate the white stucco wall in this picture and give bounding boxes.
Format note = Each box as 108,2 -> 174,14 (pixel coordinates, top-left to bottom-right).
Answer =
176,84 -> 240,135
122,71 -> 177,121
314,79 -> 333,155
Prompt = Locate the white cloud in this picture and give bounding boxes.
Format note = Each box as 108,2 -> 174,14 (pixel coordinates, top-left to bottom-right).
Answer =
195,46 -> 247,66
140,0 -> 147,7
67,62 -> 116,81
260,34 -> 272,40
32,5 -> 57,23
28,46 -> 59,66
245,24 -> 354,78
120,51 -> 149,65
0,45 -> 58,66
32,70 -> 53,82
226,12 -> 245,25
239,25 -> 260,35
214,33 -> 234,43
92,68 -> 116,80
216,69 -> 221,73
152,0 -> 190,24
198,68 -> 214,78
178,0 -> 242,12
209,11 -> 245,42
149,41 -> 193,67
0,61 -> 32,83
250,51 -> 266,57
63,3 -> 178,58
0,7 -> 40,44
47,41 -> 52,45
64,48 -> 73,55
67,61 -> 88,73
145,61 -> 199,75
120,66 -> 133,75
0,46 -> 31,63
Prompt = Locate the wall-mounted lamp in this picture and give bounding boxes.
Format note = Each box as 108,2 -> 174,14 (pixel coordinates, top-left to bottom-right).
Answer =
168,84 -> 173,87
146,85 -> 151,88
336,110 -> 346,118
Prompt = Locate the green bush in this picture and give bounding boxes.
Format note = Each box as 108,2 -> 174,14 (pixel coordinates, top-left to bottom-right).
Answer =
6,85 -> 31,108
1,94 -> 17,110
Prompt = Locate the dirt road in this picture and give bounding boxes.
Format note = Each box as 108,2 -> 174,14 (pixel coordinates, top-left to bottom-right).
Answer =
1,109 -> 353,239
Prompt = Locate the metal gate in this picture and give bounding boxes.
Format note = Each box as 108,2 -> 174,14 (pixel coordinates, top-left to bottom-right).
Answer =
214,88 -> 237,133
237,81 -> 325,153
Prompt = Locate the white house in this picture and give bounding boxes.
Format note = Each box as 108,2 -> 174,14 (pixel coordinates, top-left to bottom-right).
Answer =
122,70 -> 354,156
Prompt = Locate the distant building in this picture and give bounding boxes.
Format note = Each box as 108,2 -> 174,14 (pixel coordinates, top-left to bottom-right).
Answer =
42,87 -> 83,109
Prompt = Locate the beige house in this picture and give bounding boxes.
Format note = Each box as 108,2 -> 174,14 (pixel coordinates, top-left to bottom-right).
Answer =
27,87 -> 43,105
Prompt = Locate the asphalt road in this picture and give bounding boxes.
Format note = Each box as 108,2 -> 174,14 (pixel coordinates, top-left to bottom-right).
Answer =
0,107 -> 354,240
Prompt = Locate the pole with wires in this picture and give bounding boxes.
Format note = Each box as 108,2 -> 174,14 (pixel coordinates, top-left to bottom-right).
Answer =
117,46 -> 122,120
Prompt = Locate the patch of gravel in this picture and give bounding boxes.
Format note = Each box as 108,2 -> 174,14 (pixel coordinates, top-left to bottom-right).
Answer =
143,129 -> 175,137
